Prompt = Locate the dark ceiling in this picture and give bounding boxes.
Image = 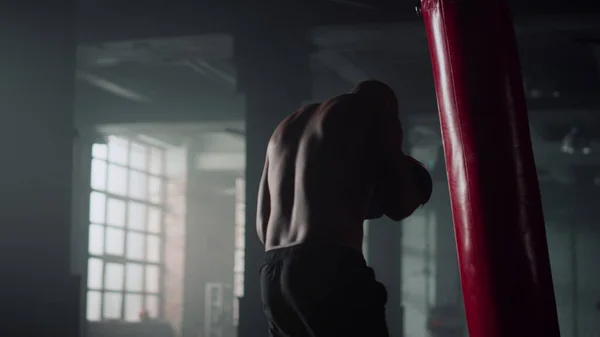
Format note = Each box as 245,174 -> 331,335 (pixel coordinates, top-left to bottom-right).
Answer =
77,0 -> 600,42
75,0 -> 600,179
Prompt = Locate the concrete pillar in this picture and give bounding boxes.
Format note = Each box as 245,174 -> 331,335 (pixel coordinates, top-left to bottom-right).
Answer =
183,166 -> 237,337
430,154 -> 466,337
432,183 -> 461,306
234,2 -> 312,337
368,218 -> 403,337
541,183 -> 600,337
0,2 -> 79,336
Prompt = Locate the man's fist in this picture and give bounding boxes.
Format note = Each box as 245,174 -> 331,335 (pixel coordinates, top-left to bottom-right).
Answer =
405,156 -> 433,205
364,156 -> 433,221
365,198 -> 384,220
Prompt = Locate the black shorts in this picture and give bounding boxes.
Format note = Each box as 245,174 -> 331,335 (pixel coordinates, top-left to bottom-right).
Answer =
259,243 -> 389,337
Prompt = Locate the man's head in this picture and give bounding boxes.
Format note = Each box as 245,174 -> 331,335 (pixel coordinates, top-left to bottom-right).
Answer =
350,80 -> 398,117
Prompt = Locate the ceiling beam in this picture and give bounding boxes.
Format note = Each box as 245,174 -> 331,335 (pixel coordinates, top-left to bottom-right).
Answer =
76,0 -> 409,44
78,34 -> 233,67
77,2 -> 234,44
75,84 -> 245,127
76,71 -> 150,102
185,59 -> 237,89
79,13 -> 600,69
313,50 -> 370,84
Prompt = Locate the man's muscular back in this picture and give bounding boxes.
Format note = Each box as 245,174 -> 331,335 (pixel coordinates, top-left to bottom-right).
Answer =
258,95 -> 375,251
257,90 -> 432,252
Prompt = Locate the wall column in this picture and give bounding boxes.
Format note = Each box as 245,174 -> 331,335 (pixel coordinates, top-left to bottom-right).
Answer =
432,181 -> 461,306
368,218 -> 403,337
234,2 -> 313,336
0,2 -> 79,336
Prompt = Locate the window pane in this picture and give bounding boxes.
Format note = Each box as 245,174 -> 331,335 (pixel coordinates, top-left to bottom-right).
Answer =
145,265 -> 160,293
90,159 -> 107,191
125,294 -> 143,322
89,192 -> 106,224
126,263 -> 144,292
149,148 -> 163,175
167,182 -> 176,196
87,258 -> 103,289
107,164 -> 127,196
92,143 -> 108,160
126,232 -> 145,260
105,228 -> 125,256
103,292 -> 123,319
86,291 -> 102,321
130,143 -> 147,171
104,263 -> 124,291
129,171 -> 147,200
108,136 -> 128,165
128,202 -> 146,231
147,235 -> 161,263
145,295 -> 159,318
148,177 -> 162,204
88,224 -> 104,255
147,207 -> 161,234
106,198 -> 126,227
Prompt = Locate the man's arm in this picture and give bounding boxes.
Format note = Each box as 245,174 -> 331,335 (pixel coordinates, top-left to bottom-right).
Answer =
374,116 -> 433,221
256,156 -> 270,244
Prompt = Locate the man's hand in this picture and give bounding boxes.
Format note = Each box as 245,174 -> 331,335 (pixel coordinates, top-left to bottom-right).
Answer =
366,157 -> 431,221
373,118 -> 433,221
405,156 -> 433,206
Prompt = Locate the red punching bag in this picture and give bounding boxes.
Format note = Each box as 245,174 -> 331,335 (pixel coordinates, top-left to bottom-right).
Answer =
420,1 -> 561,337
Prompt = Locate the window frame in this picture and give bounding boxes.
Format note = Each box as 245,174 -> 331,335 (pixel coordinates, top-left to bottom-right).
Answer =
86,136 -> 168,322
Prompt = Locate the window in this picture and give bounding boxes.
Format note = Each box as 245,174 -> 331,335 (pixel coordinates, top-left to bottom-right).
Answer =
86,136 -> 167,322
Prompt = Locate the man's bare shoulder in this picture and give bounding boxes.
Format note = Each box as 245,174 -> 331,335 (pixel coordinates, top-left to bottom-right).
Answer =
267,102 -> 322,149
315,94 -> 376,137
320,94 -> 372,121
321,93 -> 359,109
269,95 -> 371,146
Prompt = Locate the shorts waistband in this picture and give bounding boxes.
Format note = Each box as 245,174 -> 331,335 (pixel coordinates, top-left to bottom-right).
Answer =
263,242 -> 365,264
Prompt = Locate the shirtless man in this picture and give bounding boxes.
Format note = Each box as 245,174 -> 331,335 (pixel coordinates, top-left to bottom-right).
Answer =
257,80 -> 433,336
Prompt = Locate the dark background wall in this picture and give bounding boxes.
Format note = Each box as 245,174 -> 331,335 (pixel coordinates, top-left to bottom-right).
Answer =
4,1 -> 600,337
